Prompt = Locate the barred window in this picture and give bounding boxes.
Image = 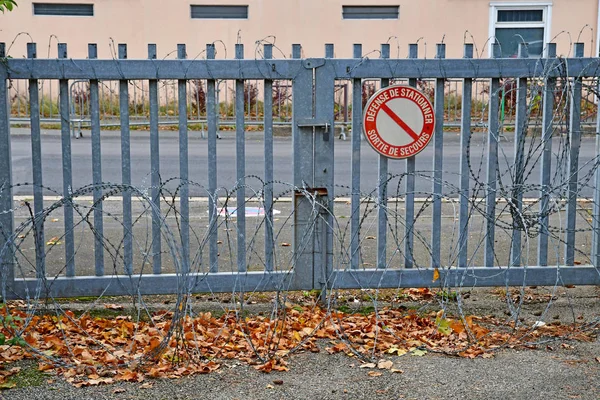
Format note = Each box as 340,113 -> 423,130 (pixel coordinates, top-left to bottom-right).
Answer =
191,5 -> 248,19
342,6 -> 399,20
33,3 -> 94,16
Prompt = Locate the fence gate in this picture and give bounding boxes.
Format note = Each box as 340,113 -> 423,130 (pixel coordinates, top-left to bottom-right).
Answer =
1,41 -> 600,300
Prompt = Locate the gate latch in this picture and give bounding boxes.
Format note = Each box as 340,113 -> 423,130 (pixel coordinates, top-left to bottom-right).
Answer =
296,119 -> 331,141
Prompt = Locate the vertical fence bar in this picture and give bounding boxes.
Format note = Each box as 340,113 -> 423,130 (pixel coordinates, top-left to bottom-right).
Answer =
148,44 -> 162,275
537,43 -> 557,266
350,44 -> 362,270
27,43 -> 45,278
594,71 -> 600,268
263,44 -> 274,272
118,44 -> 133,275
207,44 -> 219,273
292,44 -> 315,290
0,42 -> 15,296
565,43 -> 584,266
235,44 -> 246,273
377,44 -> 390,270
177,44 -> 190,274
405,44 -> 418,268
88,44 -> 104,277
314,43 -> 335,297
485,43 -> 501,268
431,44 -> 445,268
458,44 -> 473,268
58,43 -> 76,277
510,43 -> 529,267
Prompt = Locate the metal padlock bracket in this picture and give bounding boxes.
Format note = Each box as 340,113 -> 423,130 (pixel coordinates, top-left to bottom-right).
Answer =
296,118 -> 331,141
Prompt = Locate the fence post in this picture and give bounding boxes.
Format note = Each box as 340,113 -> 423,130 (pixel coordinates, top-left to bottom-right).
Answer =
458,43 -> 473,269
206,43 -> 219,273
292,44 -> 316,290
235,43 -> 246,274
405,43 -> 418,269
0,42 -> 15,299
58,43 -> 76,277
177,44 -> 190,275
509,43 -> 529,268
537,43 -> 557,266
431,43 -> 446,269
118,43 -> 133,276
485,43 -> 501,268
148,43 -> 162,275
564,43 -> 584,265
594,59 -> 600,268
350,44 -> 362,270
376,43 -> 390,270
27,43 -> 46,279
88,43 -> 105,277
314,43 -> 335,301
263,44 -> 274,273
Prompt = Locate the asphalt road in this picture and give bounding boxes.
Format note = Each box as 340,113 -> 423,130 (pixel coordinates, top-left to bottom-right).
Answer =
9,128 -> 599,197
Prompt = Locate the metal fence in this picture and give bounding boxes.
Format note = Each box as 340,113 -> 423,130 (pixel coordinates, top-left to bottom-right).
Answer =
9,64 -> 599,138
2,40 -> 600,300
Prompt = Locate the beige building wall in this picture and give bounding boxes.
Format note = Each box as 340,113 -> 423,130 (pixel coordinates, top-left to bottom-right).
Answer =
1,0 -> 598,59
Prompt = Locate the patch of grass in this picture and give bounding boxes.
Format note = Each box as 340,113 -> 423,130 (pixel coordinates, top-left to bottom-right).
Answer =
80,308 -> 154,322
7,366 -> 46,389
337,305 -> 352,314
302,289 -> 321,299
356,305 -> 375,315
82,308 -> 125,319
436,290 -> 459,302
337,304 -> 375,315
71,296 -> 99,303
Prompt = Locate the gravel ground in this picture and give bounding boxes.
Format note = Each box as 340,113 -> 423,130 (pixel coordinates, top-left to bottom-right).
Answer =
2,340 -> 599,400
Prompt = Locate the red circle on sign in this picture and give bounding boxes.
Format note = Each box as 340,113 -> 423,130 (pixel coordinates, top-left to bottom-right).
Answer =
362,85 -> 435,159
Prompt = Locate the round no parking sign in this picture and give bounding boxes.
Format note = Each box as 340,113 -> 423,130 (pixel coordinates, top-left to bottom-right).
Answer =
363,85 -> 435,159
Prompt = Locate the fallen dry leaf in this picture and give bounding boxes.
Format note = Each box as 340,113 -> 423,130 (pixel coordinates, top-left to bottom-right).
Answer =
365,236 -> 376,240
377,360 -> 393,370
390,369 -> 404,374
367,371 -> 383,377
46,236 -> 61,246
140,382 -> 153,389
0,302 -> 594,388
359,363 -> 376,369
411,349 -> 427,357
113,388 -> 126,394
104,304 -> 124,310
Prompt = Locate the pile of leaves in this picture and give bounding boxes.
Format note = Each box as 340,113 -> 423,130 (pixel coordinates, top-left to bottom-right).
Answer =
0,301 -> 595,387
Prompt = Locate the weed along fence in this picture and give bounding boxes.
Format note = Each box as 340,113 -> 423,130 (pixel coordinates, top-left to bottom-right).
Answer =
1,40 -> 600,301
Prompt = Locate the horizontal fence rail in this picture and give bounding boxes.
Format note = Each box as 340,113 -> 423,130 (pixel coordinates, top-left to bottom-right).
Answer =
1,41 -> 600,300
